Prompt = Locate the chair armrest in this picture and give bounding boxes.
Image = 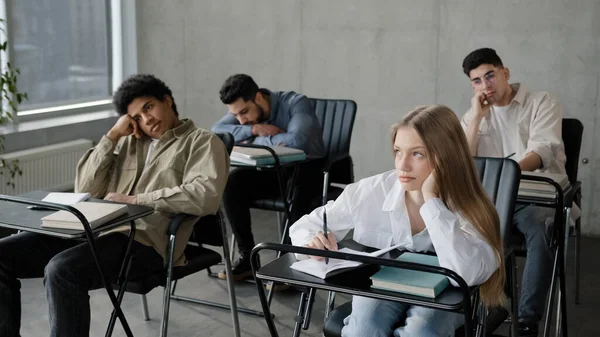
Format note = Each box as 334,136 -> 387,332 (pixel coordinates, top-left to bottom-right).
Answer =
167,214 -> 194,236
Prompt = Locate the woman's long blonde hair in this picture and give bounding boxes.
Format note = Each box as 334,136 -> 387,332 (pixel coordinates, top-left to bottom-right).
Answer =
390,104 -> 506,308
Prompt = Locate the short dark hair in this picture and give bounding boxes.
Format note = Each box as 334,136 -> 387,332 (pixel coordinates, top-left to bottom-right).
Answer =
462,48 -> 504,76
219,74 -> 260,104
113,74 -> 178,115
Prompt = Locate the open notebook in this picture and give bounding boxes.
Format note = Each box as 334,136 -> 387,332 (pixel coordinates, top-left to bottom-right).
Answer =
41,192 -> 91,205
290,244 -> 404,279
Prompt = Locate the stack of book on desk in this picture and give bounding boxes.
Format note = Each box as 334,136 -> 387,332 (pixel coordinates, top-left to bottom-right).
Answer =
370,253 -> 449,298
230,145 -> 306,165
519,171 -> 570,198
41,202 -> 128,230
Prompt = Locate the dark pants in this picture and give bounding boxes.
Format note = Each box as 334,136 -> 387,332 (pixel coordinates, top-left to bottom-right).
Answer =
0,232 -> 163,337
223,160 -> 323,257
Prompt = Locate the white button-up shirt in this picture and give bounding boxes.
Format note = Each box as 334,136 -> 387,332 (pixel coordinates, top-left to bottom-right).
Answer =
289,170 -> 499,286
461,83 -> 566,177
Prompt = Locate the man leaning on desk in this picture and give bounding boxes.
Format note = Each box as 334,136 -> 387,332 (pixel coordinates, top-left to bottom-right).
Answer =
212,74 -> 326,281
460,48 -> 567,337
0,74 -> 229,337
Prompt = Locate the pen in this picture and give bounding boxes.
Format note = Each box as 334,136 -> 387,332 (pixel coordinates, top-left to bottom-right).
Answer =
322,171 -> 330,264
505,152 -> 516,159
323,207 -> 328,264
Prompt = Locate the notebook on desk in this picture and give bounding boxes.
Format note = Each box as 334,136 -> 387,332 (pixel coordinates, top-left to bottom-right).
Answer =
370,252 -> 449,298
230,145 -> 306,165
40,202 -> 128,230
290,244 -> 403,279
41,192 -> 91,205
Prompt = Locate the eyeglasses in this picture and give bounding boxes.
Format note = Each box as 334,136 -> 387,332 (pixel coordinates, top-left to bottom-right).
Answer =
471,71 -> 499,86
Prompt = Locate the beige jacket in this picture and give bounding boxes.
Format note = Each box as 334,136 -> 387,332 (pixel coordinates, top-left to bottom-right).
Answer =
461,83 -> 566,176
75,119 -> 230,265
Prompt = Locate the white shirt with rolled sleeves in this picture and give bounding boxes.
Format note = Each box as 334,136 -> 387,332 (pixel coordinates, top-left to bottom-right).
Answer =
461,83 -> 567,177
289,170 -> 500,287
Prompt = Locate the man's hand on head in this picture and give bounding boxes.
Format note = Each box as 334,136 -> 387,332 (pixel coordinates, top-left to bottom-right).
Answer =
106,115 -> 143,142
104,193 -> 137,204
251,124 -> 284,137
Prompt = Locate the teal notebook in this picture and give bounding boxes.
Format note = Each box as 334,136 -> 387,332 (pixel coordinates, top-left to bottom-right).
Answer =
370,253 -> 449,298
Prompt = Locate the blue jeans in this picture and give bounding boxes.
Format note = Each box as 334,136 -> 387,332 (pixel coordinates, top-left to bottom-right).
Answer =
513,205 -> 555,323
0,232 -> 163,337
341,296 -> 465,337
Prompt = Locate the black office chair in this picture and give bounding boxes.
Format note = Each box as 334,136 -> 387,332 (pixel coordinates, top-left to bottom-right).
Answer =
247,98 -> 357,245
310,98 -> 357,202
105,132 -> 245,337
561,118 -> 583,304
494,118 -> 583,336
322,157 -> 521,337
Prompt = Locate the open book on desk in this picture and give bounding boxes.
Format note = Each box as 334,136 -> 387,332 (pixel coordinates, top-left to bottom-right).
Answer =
41,202 -> 128,230
230,145 -> 306,165
519,171 -> 570,198
290,243 -> 404,279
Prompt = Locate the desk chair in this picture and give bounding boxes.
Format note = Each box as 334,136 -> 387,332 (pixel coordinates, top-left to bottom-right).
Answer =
561,118 -> 583,304
322,157 -> 521,337
497,118 -> 583,337
106,132 -> 247,337
245,99 -> 357,249
311,98 -> 357,202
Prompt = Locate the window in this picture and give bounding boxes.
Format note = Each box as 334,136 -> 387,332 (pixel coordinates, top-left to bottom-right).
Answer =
3,0 -> 135,120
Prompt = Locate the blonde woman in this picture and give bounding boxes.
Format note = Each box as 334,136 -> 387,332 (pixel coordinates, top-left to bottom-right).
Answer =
289,105 -> 505,337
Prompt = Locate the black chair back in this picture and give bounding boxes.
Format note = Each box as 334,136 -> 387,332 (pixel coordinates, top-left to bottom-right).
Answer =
214,132 -> 234,155
473,157 -> 521,242
310,98 -> 357,184
562,118 -> 583,185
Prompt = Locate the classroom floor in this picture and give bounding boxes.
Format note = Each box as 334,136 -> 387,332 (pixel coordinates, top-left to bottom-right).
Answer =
19,209 -> 600,337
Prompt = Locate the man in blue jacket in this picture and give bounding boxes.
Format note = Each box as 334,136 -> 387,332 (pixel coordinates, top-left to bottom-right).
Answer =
212,74 -> 326,281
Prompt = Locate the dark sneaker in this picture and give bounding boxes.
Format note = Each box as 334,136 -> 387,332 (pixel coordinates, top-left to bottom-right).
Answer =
486,306 -> 509,335
518,319 -> 539,337
218,255 -> 257,281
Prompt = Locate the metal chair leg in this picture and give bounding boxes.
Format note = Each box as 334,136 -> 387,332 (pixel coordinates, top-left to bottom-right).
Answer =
160,235 -> 176,337
140,294 -> 150,321
221,214 -> 242,337
324,291 -> 336,321
575,218 -> 581,305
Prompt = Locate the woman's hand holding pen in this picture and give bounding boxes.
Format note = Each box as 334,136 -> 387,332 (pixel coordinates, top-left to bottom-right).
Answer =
306,231 -> 338,261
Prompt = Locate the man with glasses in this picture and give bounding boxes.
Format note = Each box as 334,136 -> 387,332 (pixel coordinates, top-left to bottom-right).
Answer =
460,48 -> 566,336
212,74 -> 326,282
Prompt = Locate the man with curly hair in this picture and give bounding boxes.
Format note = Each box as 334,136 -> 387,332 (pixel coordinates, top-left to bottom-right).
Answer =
0,74 -> 230,337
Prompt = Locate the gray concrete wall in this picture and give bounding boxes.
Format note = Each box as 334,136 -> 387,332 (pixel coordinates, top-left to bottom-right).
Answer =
137,0 -> 600,235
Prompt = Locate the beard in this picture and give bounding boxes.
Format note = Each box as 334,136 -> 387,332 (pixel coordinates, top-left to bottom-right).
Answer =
255,102 -> 266,122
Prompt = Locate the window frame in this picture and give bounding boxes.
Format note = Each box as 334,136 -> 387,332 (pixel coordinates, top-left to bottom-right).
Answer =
1,0 -> 137,123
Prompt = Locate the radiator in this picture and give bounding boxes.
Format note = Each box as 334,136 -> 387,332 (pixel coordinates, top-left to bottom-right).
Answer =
0,139 -> 94,195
